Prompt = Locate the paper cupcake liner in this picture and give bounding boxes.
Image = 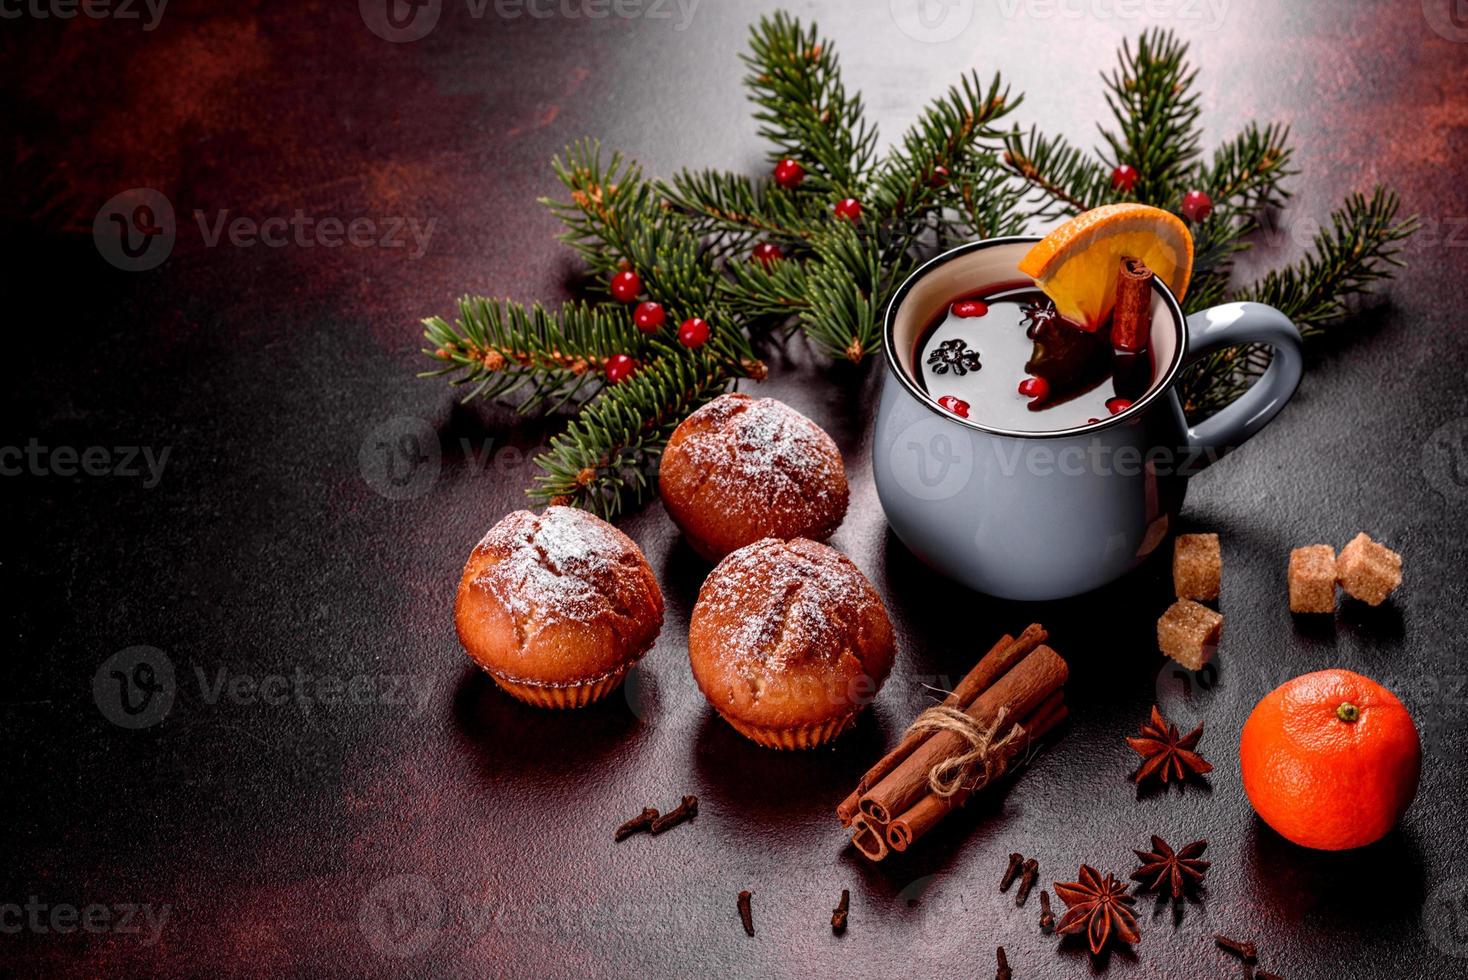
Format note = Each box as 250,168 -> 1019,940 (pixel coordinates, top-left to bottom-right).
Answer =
720,710 -> 858,750
486,662 -> 633,709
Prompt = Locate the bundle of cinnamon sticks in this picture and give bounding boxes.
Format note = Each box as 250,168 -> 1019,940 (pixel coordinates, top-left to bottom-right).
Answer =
837,625 -> 1068,860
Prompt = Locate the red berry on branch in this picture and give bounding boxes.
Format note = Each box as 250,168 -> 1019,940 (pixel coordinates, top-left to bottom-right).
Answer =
773,158 -> 805,189
751,242 -> 784,267
678,317 -> 710,349
937,395 -> 970,418
604,353 -> 636,384
609,270 -> 642,303
1110,164 -> 1138,192
633,301 -> 665,333
952,300 -> 988,318
1181,190 -> 1213,222
834,198 -> 862,221
1106,397 -> 1133,415
1018,376 -> 1050,400
930,165 -> 950,187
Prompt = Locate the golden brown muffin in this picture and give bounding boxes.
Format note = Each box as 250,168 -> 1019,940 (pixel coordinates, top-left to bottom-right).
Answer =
658,393 -> 849,561
454,506 -> 664,708
688,538 -> 895,748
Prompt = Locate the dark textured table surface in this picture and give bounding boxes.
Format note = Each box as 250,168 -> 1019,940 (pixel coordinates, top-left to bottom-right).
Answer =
6,1 -> 1468,977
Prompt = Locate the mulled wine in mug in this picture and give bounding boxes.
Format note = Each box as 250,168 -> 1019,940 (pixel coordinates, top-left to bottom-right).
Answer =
873,236 -> 1303,600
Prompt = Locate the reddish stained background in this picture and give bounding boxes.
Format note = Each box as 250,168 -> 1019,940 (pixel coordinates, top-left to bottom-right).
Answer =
5,1 -> 1468,977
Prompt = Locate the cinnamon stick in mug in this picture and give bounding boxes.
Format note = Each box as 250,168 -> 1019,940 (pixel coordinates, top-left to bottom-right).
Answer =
1111,256 -> 1153,353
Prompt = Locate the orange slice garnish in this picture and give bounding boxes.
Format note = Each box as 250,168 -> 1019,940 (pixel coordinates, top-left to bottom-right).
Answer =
1017,204 -> 1193,330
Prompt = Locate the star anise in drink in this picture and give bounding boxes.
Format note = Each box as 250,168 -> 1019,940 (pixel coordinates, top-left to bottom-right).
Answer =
1126,705 -> 1213,786
1131,835 -> 1210,899
926,338 -> 981,375
1020,299 -> 1059,336
1053,865 -> 1140,955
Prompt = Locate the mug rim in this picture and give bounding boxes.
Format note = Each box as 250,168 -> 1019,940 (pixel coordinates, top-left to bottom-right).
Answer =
882,235 -> 1189,440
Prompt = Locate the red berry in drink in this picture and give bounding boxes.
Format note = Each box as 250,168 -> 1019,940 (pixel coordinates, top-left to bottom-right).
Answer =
773,158 -> 805,189
604,353 -> 636,384
952,300 -> 988,318
834,198 -> 862,221
1111,164 -> 1138,192
1018,376 -> 1050,400
678,317 -> 710,349
751,242 -> 784,267
633,301 -> 665,333
937,396 -> 970,418
1106,397 -> 1133,415
610,270 -> 641,303
1181,190 -> 1213,222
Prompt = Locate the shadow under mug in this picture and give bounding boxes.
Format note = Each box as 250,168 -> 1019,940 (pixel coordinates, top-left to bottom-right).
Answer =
873,236 -> 1303,601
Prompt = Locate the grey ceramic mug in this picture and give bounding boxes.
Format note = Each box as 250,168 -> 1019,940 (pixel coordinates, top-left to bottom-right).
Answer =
873,236 -> 1303,600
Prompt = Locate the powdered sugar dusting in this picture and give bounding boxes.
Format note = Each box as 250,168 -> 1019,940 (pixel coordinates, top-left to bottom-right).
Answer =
678,395 -> 842,507
696,539 -> 869,673
472,507 -> 642,632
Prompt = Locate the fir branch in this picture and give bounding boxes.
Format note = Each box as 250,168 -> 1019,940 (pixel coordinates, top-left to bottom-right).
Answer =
657,169 -> 810,257
1002,126 -> 1112,221
1097,28 -> 1202,206
1236,186 -> 1416,334
742,12 -> 877,196
541,139 -> 656,279
420,299 -> 643,414
799,223 -> 892,362
938,162 -> 1028,249
870,71 -> 1018,226
1183,122 -> 1296,312
1180,187 -> 1417,415
528,352 -> 735,518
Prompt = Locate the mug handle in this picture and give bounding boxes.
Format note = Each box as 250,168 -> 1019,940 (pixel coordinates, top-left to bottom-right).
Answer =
1173,301 -> 1304,469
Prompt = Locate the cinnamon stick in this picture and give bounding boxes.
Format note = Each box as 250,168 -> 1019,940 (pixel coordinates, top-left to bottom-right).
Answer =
860,645 -> 1068,825
886,691 -> 1068,851
1111,256 -> 1153,353
837,626 -> 1047,826
849,813 -> 890,862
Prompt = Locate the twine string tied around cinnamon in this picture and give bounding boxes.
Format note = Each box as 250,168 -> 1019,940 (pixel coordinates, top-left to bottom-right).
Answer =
907,705 -> 1027,798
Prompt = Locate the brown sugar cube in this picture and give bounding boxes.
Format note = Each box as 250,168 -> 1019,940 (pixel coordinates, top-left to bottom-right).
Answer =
1172,533 -> 1221,601
1288,545 -> 1338,613
1336,532 -> 1402,606
1157,599 -> 1222,670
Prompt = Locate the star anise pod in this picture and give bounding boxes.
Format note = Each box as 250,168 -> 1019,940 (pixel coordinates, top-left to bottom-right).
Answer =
1131,835 -> 1210,899
1053,865 -> 1140,955
1126,705 -> 1213,786
926,337 -> 982,375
